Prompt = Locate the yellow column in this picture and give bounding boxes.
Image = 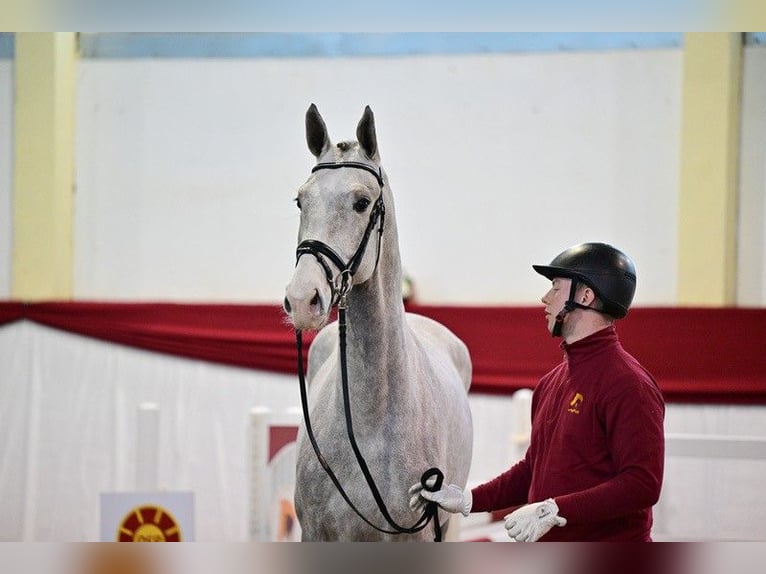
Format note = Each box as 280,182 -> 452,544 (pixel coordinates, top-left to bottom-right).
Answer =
12,33 -> 77,300
677,33 -> 742,305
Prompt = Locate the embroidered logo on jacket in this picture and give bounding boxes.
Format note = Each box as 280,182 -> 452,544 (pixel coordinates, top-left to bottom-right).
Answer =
568,392 -> 584,414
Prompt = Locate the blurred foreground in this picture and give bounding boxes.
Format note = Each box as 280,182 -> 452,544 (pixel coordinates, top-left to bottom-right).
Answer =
2,541 -> 765,574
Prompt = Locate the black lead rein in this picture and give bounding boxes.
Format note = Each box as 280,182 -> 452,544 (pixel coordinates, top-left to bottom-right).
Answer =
294,160 -> 445,541
296,322 -> 444,541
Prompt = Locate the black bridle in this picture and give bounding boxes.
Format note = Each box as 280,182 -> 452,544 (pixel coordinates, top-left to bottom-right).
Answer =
295,162 -> 386,308
293,160 -> 445,541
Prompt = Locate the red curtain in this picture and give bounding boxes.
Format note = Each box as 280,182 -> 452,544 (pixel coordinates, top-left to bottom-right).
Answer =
1,301 -> 764,404
0,301 -> 312,375
0,302 -> 24,326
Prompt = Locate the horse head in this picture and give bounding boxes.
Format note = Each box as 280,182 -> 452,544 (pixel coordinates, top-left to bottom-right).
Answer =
284,104 -> 388,331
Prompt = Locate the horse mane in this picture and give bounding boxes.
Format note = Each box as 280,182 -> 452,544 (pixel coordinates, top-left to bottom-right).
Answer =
337,141 -> 355,152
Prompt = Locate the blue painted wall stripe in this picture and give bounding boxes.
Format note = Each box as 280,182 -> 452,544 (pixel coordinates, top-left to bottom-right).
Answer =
78,32 -> 684,59
2,33 -> 762,61
0,33 -> 13,58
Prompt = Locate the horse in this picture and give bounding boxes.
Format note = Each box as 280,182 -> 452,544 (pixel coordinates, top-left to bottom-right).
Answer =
283,104 -> 473,541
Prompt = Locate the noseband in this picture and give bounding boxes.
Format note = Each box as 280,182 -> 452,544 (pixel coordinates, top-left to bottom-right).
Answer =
295,161 -> 386,307
292,160 -> 445,541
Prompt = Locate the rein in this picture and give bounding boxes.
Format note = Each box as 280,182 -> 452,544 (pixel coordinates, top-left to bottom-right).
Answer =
293,160 -> 445,541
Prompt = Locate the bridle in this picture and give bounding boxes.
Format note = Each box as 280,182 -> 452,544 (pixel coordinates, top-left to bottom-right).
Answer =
293,160 -> 445,541
296,161 -> 386,308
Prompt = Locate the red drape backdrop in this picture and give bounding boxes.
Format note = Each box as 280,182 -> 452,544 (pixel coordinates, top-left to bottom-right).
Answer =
1,301 -> 764,404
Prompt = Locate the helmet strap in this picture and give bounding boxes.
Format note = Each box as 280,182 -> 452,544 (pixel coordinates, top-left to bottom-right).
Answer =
551,278 -> 613,337
551,277 -> 609,337
551,279 -> 579,337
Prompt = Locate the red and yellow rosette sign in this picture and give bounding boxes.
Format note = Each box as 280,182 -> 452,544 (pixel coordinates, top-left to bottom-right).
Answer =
117,504 -> 182,542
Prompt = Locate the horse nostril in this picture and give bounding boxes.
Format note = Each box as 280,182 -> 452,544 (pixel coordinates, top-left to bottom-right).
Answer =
283,297 -> 292,313
310,290 -> 319,307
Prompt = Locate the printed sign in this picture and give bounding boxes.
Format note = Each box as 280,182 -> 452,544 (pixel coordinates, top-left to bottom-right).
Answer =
100,492 -> 194,542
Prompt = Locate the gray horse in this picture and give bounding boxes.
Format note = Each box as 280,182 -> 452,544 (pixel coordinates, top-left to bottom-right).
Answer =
283,104 -> 473,541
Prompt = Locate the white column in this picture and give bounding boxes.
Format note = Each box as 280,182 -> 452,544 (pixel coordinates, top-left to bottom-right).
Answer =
510,389 -> 533,462
136,402 -> 159,491
248,406 -> 271,541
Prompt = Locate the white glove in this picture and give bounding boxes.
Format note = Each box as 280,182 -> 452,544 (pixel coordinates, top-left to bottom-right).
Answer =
504,498 -> 567,542
408,482 -> 472,517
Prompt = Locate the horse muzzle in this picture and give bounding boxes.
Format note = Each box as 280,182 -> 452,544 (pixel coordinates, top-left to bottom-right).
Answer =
284,257 -> 333,331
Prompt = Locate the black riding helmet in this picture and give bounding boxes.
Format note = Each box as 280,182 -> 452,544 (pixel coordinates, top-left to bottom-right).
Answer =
533,242 -> 637,320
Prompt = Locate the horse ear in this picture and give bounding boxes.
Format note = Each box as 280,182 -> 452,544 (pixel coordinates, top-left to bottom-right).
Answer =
356,105 -> 379,161
306,103 -> 331,158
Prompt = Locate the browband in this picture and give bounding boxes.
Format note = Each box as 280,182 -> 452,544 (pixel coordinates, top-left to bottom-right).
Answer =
312,161 -> 384,188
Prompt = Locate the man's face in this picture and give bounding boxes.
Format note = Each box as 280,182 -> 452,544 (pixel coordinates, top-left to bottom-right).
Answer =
540,277 -> 572,334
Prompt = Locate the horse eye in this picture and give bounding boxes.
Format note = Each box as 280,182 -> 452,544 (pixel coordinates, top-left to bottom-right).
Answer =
353,198 -> 371,213
294,197 -> 302,210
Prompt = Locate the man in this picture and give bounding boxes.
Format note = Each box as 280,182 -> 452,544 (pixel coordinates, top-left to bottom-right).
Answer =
410,242 -> 665,541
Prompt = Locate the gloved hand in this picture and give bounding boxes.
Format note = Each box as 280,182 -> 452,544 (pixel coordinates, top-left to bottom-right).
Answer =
408,482 -> 472,517
504,498 -> 567,542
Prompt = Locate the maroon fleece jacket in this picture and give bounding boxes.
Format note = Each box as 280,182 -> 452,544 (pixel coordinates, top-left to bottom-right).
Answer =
471,326 -> 665,541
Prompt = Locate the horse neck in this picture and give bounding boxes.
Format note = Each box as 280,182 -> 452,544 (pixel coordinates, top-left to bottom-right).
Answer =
343,220 -> 410,409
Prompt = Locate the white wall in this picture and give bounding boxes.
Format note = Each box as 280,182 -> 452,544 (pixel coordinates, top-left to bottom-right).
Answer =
74,49 -> 683,304
0,322 -> 300,541
0,47 -> 761,304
